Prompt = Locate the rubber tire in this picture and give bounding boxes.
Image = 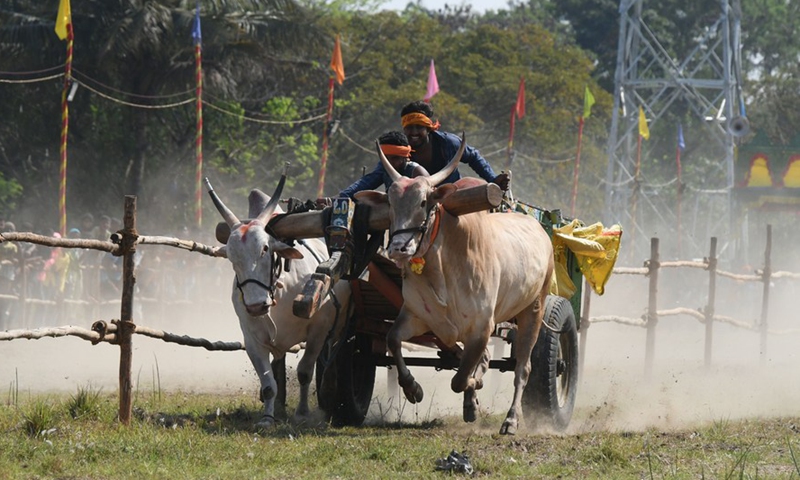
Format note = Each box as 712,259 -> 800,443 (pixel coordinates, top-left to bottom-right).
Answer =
330,332 -> 377,427
523,294 -> 579,431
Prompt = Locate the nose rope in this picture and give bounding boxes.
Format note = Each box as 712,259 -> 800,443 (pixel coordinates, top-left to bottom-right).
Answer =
389,204 -> 438,255
236,252 -> 282,307
388,204 -> 439,256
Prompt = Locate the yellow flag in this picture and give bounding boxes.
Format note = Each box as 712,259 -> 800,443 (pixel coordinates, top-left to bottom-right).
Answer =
583,86 -> 595,119
55,0 -> 72,40
330,35 -> 345,85
638,106 -> 650,140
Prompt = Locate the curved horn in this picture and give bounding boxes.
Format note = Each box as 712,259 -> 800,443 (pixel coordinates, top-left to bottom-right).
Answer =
255,174 -> 287,224
428,132 -> 466,186
205,177 -> 240,227
376,140 -> 402,183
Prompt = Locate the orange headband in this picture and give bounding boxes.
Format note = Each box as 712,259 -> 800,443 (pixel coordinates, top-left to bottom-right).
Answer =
401,112 -> 440,131
380,144 -> 412,158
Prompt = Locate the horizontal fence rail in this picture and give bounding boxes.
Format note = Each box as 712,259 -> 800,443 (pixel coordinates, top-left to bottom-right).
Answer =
3,200 -> 799,422
582,225 -> 799,378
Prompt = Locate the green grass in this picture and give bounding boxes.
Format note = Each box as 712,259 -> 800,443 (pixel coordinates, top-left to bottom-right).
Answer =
0,389 -> 798,479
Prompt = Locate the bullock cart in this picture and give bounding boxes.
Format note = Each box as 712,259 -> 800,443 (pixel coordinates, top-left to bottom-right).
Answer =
235,181 -> 583,432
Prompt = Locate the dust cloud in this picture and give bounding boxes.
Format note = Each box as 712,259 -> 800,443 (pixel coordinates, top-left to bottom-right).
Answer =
1,234 -> 799,435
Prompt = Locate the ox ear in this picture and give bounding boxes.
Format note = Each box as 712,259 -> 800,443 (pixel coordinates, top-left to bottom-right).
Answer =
354,190 -> 388,206
248,189 -> 271,219
272,241 -> 304,259
215,222 -> 231,244
431,183 -> 458,204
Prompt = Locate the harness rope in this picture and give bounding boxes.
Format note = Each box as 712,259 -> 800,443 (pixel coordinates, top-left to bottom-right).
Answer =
388,203 -> 441,258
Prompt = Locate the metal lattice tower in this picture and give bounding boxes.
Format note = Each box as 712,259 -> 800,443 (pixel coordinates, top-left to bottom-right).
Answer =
604,0 -> 745,260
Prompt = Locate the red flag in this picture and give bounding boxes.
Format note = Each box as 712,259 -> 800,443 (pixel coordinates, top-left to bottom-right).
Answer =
514,77 -> 525,119
330,35 -> 345,85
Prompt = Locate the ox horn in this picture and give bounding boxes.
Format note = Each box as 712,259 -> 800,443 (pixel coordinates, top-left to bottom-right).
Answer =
255,173 -> 287,225
376,140 -> 402,183
428,132 -> 466,186
205,177 -> 240,227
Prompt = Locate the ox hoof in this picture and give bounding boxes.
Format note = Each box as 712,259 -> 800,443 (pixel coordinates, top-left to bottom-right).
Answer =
499,418 -> 518,435
254,414 -> 276,430
402,381 -> 424,404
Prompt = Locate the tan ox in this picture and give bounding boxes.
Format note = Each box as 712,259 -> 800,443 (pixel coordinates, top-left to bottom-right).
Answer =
356,136 -> 554,434
207,177 -> 350,428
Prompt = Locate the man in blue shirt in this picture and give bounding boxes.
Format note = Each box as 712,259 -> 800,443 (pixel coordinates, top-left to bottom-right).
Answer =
337,130 -> 429,199
400,100 -> 509,190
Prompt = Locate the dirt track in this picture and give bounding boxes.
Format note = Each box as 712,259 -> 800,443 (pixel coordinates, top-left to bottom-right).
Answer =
2,272 -> 799,433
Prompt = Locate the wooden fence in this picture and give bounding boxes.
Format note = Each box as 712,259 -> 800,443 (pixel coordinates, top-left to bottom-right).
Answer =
0,197 -> 239,424
3,197 -> 799,423
578,224 -> 800,378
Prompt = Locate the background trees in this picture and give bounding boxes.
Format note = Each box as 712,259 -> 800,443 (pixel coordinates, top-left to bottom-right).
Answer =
1,0 -> 797,236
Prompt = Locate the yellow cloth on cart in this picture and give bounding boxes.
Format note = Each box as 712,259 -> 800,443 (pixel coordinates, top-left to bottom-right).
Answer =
552,220 -> 623,296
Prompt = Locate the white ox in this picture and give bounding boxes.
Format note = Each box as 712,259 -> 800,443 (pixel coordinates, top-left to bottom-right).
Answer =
356,136 -> 554,434
207,177 -> 350,428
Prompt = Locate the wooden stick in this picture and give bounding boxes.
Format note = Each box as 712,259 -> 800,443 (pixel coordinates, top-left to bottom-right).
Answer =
118,196 -> 136,426
215,183 -> 504,243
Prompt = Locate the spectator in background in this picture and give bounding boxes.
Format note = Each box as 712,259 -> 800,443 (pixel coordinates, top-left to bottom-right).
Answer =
38,232 -> 70,298
0,222 -> 19,327
98,215 -> 113,240
64,227 -> 84,302
80,213 -> 99,240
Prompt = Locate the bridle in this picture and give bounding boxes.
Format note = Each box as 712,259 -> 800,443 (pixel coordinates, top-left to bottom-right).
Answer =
235,250 -> 283,306
388,203 -> 440,257
235,239 -> 323,307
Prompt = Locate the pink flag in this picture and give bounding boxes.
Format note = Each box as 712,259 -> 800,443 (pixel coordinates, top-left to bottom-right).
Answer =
424,59 -> 439,101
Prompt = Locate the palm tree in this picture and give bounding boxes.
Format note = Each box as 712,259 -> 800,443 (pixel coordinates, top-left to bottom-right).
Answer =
0,0 -> 324,213
80,0 -> 324,196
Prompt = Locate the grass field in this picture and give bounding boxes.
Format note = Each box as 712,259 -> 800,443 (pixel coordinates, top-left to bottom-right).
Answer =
1,387 -> 799,480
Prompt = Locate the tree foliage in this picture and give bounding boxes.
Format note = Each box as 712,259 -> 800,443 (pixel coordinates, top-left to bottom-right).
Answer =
7,0 -> 797,235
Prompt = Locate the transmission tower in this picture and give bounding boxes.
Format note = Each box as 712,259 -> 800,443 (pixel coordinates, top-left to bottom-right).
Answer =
604,0 -> 745,261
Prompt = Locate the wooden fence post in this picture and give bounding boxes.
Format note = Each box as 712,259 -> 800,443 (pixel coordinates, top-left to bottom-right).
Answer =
704,237 -> 717,369
578,278 -> 591,378
759,224 -> 772,364
117,196 -> 138,425
644,237 -> 659,379
19,246 -> 28,328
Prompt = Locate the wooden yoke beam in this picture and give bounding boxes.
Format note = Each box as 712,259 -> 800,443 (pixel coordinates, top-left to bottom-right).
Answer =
275,182 -> 503,240
214,183 -> 502,244
212,183 -> 503,319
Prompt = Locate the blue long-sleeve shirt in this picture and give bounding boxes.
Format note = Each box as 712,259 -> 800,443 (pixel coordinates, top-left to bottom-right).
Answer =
338,161 -> 422,198
338,131 -> 498,198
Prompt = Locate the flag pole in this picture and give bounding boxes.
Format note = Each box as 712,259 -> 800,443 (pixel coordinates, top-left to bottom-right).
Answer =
506,107 -> 516,168
193,20 -> 203,229
570,116 -> 585,217
59,22 -> 74,237
318,35 -> 344,198
676,138 -> 683,257
317,76 -> 335,198
506,76 -> 525,168
630,132 -> 642,241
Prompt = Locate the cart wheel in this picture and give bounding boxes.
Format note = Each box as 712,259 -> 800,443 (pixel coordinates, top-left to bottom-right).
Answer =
331,332 -> 376,426
523,294 -> 579,431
